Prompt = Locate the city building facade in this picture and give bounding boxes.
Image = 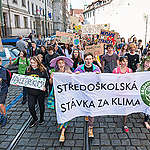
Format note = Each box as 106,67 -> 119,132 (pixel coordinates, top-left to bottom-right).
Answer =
52,0 -> 70,34
1,0 -> 53,37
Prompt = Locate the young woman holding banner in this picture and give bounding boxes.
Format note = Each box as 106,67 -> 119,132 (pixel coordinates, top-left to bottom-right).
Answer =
26,56 -> 49,128
113,56 -> 132,133
48,56 -> 73,142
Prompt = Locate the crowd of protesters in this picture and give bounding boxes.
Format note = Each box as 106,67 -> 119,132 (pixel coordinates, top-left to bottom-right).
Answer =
0,33 -> 150,143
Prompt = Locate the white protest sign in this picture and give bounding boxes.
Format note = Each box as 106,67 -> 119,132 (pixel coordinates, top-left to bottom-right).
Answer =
4,48 -> 11,59
53,72 -> 150,124
10,73 -> 46,90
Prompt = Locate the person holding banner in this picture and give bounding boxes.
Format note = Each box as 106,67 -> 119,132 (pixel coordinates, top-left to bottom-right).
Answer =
74,52 -> 101,138
113,56 -> 132,133
137,57 -> 150,129
9,50 -> 30,105
0,57 -> 11,127
26,56 -> 49,128
48,56 -> 73,142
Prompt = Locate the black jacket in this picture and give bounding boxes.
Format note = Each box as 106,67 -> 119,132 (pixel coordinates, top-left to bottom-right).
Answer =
45,53 -> 58,70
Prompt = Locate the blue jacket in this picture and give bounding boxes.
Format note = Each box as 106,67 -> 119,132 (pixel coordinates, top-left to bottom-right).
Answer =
0,66 -> 11,95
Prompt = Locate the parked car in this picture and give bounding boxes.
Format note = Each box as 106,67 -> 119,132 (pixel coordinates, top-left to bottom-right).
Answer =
0,46 -> 20,73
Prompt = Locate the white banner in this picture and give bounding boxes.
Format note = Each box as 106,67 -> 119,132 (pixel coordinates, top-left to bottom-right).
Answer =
53,72 -> 150,124
10,73 -> 46,90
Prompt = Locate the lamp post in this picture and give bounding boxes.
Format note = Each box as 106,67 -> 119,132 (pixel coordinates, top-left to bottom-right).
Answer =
144,14 -> 148,47
0,0 -> 4,37
45,0 -> 48,37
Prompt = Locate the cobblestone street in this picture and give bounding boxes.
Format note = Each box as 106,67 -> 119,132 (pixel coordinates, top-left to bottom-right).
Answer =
0,86 -> 150,150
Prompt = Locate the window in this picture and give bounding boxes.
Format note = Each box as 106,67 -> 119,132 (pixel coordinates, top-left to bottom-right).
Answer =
28,1 -> 30,13
24,17 -> 28,28
93,11 -> 95,16
22,0 -> 26,7
14,15 -> 20,28
13,0 -> 17,4
32,3 -> 34,15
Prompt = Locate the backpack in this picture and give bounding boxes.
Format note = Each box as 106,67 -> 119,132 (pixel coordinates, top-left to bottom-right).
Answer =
17,57 -> 29,66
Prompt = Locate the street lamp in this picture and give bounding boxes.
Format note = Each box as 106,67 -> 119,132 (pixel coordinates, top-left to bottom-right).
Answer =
144,14 -> 148,46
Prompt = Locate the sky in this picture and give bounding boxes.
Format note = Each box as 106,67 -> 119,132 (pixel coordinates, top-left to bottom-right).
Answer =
70,0 -> 92,9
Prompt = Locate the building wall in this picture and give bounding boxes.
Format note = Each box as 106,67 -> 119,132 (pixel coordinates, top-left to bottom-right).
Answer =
2,0 -> 53,37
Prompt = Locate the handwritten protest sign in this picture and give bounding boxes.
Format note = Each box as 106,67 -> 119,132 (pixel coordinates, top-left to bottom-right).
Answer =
56,31 -> 72,37
10,73 -> 46,90
0,36 -> 3,52
85,44 -> 104,56
53,72 -> 150,123
100,30 -> 119,45
81,24 -> 110,34
60,36 -> 70,44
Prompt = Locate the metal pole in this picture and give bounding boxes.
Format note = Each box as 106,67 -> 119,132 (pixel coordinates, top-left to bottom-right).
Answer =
145,15 -> 148,47
45,0 -> 48,37
0,0 -> 4,37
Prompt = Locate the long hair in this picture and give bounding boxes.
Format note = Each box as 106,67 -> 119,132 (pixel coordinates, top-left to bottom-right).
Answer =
72,50 -> 82,62
27,56 -> 46,72
65,44 -> 72,55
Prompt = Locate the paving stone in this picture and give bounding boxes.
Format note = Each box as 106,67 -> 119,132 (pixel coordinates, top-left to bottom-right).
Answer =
109,134 -> 118,139
125,146 -> 137,150
111,139 -> 121,146
140,140 -> 150,145
115,147 -> 125,150
118,133 -> 128,139
100,133 -> 109,139
100,140 -> 111,145
137,146 -> 148,150
100,146 -> 114,150
91,139 -> 100,146
64,140 -> 75,146
121,139 -> 131,145
73,134 -> 84,140
75,128 -> 83,133
131,139 -> 141,146
0,142 -> 10,149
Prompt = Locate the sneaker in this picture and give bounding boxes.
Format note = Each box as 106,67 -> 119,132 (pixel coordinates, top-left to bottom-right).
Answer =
124,126 -> 129,133
88,127 -> 94,138
1,116 -> 7,127
29,120 -> 38,128
39,120 -> 45,125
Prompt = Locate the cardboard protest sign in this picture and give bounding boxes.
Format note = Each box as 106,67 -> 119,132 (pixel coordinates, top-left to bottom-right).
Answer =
0,36 -> 3,52
99,30 -> 119,45
85,44 -> 104,56
60,36 -> 70,44
56,31 -> 72,37
81,24 -> 110,34
53,72 -> 150,124
10,73 -> 46,90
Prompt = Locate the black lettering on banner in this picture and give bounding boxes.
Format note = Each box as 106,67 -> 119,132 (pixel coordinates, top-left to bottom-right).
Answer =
57,85 -> 63,93
28,79 -> 32,86
61,104 -> 66,113
89,101 -> 95,108
126,99 -> 133,105
74,84 -> 79,90
120,83 -> 125,91
37,81 -> 44,88
32,80 -> 37,87
66,102 -> 70,110
103,99 -> 109,106
80,85 -> 86,91
83,100 -> 89,108
115,83 -> 119,90
134,99 -> 140,106
132,81 -> 138,90
76,100 -> 82,106
126,83 -> 131,90
96,82 -> 100,90
107,83 -> 115,90
112,98 -> 118,105
98,99 -> 103,107
62,84 -> 68,91
69,83 -> 74,90
101,83 -> 106,90
87,84 -> 95,91
71,100 -> 76,109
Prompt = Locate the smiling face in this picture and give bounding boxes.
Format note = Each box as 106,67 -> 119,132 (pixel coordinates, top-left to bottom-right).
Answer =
30,59 -> 38,69
120,58 -> 128,68
84,55 -> 93,68
57,59 -> 65,71
73,50 -> 79,58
